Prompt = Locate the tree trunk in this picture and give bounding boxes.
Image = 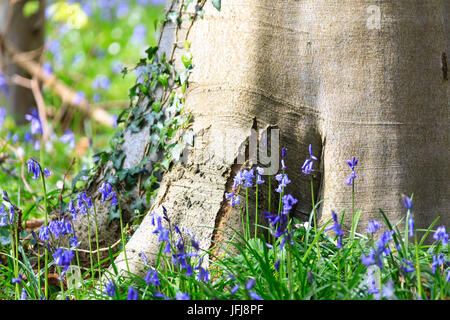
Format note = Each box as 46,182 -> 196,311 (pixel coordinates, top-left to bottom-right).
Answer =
102,0 -> 448,275
0,0 -> 46,123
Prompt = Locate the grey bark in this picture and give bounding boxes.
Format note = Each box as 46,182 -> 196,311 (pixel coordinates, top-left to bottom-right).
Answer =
0,0 -> 46,123
88,0 -> 449,276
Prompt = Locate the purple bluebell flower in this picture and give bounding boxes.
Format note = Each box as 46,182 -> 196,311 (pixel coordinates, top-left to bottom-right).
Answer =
176,292 -> 190,300
401,259 -> 415,274
347,157 -> 358,170
126,286 -> 138,300
366,220 -> 382,234
281,147 -> 287,159
39,225 -> 50,242
245,278 -> 256,291
140,251 -> 149,265
25,110 -> 42,135
105,280 -> 115,297
44,168 -> 53,177
433,226 -> 448,245
130,24 -> 147,45
344,157 -> 358,186
144,269 -> 161,286
59,130 -> 75,149
274,258 -> 280,272
0,73 -> 9,96
275,173 -> 291,193
367,268 -> 380,299
33,139 -> 40,151
12,274 -> 23,284
53,248 -> 75,277
27,159 -> 41,180
382,280 -> 395,299
302,144 -> 318,175
325,211 -> 344,248
408,215 -> 414,238
73,91 -> 85,106
20,288 -> 27,300
231,285 -> 239,295
431,254 -> 446,274
42,62 -> 53,79
401,195 -> 413,212
249,292 -> 263,300
92,75 -> 111,91
69,236 -> 80,248
0,107 -> 6,130
446,270 -> 450,283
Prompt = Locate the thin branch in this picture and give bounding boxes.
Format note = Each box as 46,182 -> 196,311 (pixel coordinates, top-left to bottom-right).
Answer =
3,41 -> 115,127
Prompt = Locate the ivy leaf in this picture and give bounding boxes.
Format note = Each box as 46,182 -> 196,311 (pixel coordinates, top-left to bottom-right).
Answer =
210,0 -> 221,11
145,46 -> 158,61
166,11 -> 178,24
0,228 -> 11,246
158,73 -> 170,88
23,0 -> 40,18
112,152 -> 126,170
170,143 -> 183,162
108,206 -> 121,223
183,130 -> 195,146
71,169 -> 90,190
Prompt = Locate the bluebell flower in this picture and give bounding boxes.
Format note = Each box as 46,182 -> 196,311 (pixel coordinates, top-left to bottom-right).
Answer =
25,110 -> 42,135
366,220 -> 382,234
302,144 -> 317,175
144,269 -> 161,286
73,91 -> 85,106
176,292 -> 190,300
446,270 -> 450,283
431,254 -> 446,274
105,280 -> 115,297
11,274 -> 23,284
0,107 -> 6,131
274,258 -> 280,272
325,211 -> 344,248
39,226 -> 50,242
245,278 -> 255,291
347,157 -> 358,170
367,268 -> 380,299
281,147 -> 287,159
69,236 -> 80,248
401,259 -> 415,274
130,24 -> 147,45
433,226 -> 448,245
231,285 -> 239,295
42,62 -> 53,79
249,292 -> 263,300
20,288 -> 27,300
33,139 -> 40,151
59,130 -> 75,149
126,286 -> 138,300
401,195 -> 413,211
0,72 -> 9,96
52,248 -> 75,277
43,168 -> 52,177
27,158 -> 41,180
408,215 -> 414,238
382,280 -> 395,299
344,157 -> 358,186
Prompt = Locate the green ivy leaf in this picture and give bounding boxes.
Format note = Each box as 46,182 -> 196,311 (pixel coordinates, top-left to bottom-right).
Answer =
210,0 -> 221,11
108,206 -> 121,223
23,0 -> 40,18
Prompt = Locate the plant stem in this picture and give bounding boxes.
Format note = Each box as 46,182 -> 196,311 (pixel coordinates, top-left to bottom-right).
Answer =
40,168 -> 49,300
310,176 -> 320,260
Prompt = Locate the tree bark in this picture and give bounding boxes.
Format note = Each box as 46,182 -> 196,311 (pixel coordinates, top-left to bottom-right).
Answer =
101,0 -> 449,276
0,0 -> 46,123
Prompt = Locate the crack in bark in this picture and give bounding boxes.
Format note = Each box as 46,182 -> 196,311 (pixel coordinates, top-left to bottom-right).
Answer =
209,118 -> 257,258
